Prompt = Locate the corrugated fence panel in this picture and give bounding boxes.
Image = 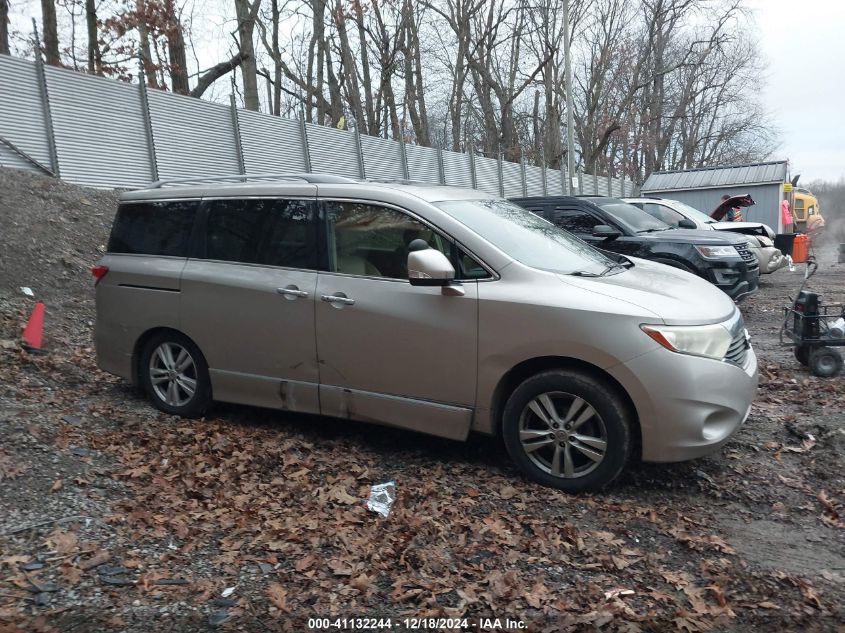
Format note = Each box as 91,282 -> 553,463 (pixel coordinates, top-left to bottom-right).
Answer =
46,66 -> 151,188
441,150 -> 473,188
405,144 -> 440,184
546,169 -> 564,195
238,110 -> 306,174
306,124 -> 360,178
612,178 -> 623,197
360,135 -> 403,180
474,155 -> 500,195
581,173 -> 596,195
502,161 -> 522,198
525,165 -> 545,196
148,89 -> 239,180
0,56 -> 52,172
0,144 -> 34,171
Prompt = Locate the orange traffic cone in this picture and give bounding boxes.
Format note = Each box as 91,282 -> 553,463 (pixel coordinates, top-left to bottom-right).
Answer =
22,302 -> 45,353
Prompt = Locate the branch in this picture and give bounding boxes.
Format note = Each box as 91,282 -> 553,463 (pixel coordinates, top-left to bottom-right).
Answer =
189,52 -> 247,98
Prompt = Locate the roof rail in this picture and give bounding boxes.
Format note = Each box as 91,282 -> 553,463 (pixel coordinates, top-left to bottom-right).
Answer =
145,173 -> 359,188
364,178 -> 438,186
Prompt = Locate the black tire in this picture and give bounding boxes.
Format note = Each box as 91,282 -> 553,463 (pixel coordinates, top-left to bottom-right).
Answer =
794,345 -> 810,366
502,370 -> 632,493
809,346 -> 843,378
653,258 -> 697,275
139,331 -> 212,417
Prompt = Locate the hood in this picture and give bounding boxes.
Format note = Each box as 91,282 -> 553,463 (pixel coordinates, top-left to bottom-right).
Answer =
558,257 -> 737,325
710,194 -> 755,219
711,221 -> 775,239
637,228 -> 748,245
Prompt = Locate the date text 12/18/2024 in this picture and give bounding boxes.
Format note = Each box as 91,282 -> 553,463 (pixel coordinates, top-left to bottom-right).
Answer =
307,617 -> 527,630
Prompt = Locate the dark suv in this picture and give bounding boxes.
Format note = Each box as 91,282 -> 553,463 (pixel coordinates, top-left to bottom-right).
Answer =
511,196 -> 759,301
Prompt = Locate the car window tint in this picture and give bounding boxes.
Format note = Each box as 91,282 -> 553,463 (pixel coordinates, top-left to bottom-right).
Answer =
108,200 -> 198,257
204,198 -> 317,268
553,209 -> 599,234
325,201 -> 449,279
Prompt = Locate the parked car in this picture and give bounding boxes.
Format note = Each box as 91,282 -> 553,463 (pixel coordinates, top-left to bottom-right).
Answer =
510,195 -> 759,301
623,196 -> 790,274
94,175 -> 758,493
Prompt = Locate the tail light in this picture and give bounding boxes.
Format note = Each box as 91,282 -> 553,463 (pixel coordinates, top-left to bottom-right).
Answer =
91,265 -> 109,285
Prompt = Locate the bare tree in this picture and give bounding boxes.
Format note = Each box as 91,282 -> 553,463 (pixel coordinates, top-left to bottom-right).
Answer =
1,0 -> 10,55
41,0 -> 61,65
234,0 -> 262,110
85,0 -> 102,73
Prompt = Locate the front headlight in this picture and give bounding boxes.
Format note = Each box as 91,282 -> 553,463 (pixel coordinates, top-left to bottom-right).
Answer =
640,323 -> 732,360
694,244 -> 740,259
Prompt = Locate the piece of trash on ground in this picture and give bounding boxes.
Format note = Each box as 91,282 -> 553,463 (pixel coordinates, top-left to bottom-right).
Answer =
20,287 -> 34,297
221,586 -> 236,598
366,481 -> 396,517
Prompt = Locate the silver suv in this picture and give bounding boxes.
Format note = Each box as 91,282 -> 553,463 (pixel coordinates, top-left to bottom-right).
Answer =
93,174 -> 759,492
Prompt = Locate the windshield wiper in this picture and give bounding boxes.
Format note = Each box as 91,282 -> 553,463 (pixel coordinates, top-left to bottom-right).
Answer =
637,227 -> 670,233
570,270 -> 602,277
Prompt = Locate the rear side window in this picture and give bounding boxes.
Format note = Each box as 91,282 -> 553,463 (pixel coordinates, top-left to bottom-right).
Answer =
108,200 -> 198,256
204,198 -> 317,269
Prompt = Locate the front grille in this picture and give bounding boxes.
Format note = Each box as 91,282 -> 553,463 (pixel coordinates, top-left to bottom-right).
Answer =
724,319 -> 750,366
734,243 -> 756,264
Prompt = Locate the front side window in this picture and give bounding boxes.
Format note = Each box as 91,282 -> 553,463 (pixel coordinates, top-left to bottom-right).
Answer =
203,198 -> 317,269
592,200 -> 668,233
325,201 -> 450,279
108,200 -> 198,256
553,208 -> 601,234
641,203 -> 685,227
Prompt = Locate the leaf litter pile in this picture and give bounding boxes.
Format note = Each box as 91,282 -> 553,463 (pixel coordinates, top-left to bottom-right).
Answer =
0,168 -> 844,632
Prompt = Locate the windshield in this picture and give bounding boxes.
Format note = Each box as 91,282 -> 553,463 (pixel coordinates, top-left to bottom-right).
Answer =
666,199 -> 716,224
435,198 -> 616,275
593,200 -> 669,233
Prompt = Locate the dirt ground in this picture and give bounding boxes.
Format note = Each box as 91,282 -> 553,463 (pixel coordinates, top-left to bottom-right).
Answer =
0,168 -> 843,633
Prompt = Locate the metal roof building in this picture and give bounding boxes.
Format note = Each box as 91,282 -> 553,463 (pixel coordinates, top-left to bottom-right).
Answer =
641,161 -> 788,231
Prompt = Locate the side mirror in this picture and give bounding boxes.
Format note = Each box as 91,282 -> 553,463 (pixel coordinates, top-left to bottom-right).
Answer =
678,218 -> 697,229
408,247 -> 456,287
592,224 -> 622,240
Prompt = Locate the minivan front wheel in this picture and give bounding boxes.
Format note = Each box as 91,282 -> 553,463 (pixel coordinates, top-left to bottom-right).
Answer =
502,371 -> 631,493
140,332 -> 212,417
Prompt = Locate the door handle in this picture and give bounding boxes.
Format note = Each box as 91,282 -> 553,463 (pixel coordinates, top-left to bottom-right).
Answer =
321,293 -> 355,306
277,285 -> 309,299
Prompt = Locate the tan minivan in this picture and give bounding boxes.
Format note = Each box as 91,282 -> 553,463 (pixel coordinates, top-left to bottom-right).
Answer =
94,174 -> 758,492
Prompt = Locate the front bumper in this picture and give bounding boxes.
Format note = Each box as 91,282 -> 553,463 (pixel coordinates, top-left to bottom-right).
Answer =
705,259 -> 759,301
608,343 -> 758,463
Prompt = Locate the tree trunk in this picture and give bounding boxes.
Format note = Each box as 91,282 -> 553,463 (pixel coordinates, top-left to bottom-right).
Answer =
312,0 -> 326,123
40,0 -> 61,65
271,0 -> 281,114
85,0 -> 102,73
234,0 -> 261,111
135,0 -> 155,86
352,1 -> 376,135
333,0 -> 366,128
0,0 -> 10,56
164,0 -> 189,94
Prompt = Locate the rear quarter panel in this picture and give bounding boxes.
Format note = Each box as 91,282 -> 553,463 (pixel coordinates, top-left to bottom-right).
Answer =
94,254 -> 186,380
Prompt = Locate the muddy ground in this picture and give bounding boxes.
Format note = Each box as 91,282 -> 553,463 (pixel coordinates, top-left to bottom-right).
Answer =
0,168 -> 843,632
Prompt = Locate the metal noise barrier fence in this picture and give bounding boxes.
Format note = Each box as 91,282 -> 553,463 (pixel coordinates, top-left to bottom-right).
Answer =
0,53 -> 637,196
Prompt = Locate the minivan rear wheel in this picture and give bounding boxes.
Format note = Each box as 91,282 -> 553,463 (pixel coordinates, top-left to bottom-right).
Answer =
140,332 -> 212,417
502,370 -> 631,493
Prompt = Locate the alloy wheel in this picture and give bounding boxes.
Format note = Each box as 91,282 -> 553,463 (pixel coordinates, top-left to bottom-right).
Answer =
518,391 -> 608,479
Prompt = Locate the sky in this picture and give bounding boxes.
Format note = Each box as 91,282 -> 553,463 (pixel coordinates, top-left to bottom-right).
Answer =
6,0 -> 845,183
746,0 -> 845,183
